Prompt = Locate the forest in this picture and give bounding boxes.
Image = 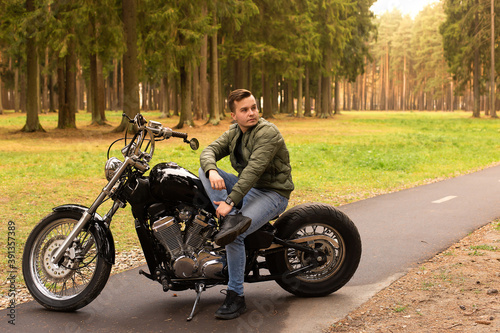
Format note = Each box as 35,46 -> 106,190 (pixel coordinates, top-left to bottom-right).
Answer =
0,0 -> 498,132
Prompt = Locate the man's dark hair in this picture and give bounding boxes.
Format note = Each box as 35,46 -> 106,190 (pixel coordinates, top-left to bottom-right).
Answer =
228,89 -> 252,113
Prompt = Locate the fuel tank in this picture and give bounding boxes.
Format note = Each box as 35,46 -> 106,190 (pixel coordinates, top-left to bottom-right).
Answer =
149,162 -> 213,212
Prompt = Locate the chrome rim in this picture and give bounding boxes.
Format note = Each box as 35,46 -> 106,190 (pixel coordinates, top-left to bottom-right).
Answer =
285,223 -> 345,282
29,218 -> 98,300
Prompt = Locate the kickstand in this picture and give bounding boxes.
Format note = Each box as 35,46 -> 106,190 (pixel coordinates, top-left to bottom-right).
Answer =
187,282 -> 205,321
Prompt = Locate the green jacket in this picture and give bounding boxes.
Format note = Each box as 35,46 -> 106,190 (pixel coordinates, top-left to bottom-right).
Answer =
200,118 -> 294,205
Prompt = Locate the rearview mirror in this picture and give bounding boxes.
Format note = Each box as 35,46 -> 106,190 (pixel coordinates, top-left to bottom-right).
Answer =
189,138 -> 199,151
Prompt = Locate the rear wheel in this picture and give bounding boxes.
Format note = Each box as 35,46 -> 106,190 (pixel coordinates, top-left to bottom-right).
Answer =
266,202 -> 361,297
22,211 -> 112,311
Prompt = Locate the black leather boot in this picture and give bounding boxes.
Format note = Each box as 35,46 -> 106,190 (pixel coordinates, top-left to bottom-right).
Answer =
214,213 -> 252,247
215,289 -> 247,319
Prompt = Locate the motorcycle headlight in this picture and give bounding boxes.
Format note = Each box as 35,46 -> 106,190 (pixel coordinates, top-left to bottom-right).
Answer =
105,157 -> 123,181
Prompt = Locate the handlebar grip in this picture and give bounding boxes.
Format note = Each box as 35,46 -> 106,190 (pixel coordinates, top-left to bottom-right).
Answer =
171,131 -> 188,139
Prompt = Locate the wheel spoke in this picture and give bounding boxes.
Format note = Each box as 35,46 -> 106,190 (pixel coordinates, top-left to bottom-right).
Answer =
29,217 -> 102,300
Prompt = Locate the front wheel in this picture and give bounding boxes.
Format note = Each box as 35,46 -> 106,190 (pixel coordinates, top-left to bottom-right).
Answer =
22,210 -> 112,311
266,202 -> 361,297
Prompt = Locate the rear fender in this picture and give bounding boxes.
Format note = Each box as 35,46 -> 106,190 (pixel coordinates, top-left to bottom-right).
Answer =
53,204 -> 115,265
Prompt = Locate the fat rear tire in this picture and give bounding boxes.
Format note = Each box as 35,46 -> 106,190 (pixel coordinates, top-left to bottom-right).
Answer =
266,202 -> 361,297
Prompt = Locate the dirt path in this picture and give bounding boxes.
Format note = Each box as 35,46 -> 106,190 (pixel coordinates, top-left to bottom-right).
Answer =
329,220 -> 500,332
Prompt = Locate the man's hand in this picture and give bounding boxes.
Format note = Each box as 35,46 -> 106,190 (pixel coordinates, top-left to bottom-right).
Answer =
214,201 -> 232,218
209,169 -> 226,190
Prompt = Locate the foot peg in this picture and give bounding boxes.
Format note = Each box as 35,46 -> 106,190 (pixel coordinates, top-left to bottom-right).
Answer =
187,282 -> 206,321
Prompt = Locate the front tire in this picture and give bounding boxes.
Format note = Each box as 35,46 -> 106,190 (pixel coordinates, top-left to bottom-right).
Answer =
22,210 -> 112,311
266,203 -> 361,297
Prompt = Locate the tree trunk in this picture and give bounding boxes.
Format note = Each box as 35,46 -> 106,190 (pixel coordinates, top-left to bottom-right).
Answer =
472,46 -> 481,118
262,64 -> 273,118
22,0 -> 44,132
316,76 -> 321,116
334,76 -> 340,114
0,52 -> 3,114
41,48 -> 49,113
235,58 -> 250,89
320,75 -> 330,118
115,0 -> 139,132
272,77 -> 279,113
371,60 -> 376,110
111,60 -> 117,110
200,31 -> 209,119
286,79 -> 293,114
347,81 -> 352,110
297,74 -> 303,117
450,80 -> 454,111
89,54 -> 104,125
384,45 -> 389,111
491,0 -> 497,118
173,76 -> 179,116
403,55 -> 407,111
66,42 -> 77,128
176,63 -> 194,129
208,9 -> 220,125
58,40 -> 77,129
77,60 -> 84,111
57,58 -> 67,127
304,65 -> 311,116
161,76 -> 170,118
118,61 -> 123,110
192,62 -> 200,119
218,62 -> 224,116
362,58 -> 367,111
49,73 -> 55,112
97,57 -> 106,119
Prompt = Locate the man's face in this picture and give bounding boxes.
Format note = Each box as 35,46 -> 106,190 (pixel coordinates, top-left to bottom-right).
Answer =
231,95 -> 259,133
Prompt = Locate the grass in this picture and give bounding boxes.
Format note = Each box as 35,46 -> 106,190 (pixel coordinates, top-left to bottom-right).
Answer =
392,304 -> 408,313
0,109 -> 499,294
469,244 -> 498,251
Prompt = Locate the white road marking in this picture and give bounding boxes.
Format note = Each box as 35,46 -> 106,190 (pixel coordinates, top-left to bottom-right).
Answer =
432,196 -> 457,204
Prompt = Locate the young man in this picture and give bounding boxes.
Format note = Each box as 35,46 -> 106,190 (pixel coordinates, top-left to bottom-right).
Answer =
199,89 -> 294,319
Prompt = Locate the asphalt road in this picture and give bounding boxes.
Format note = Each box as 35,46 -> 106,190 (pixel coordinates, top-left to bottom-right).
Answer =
2,165 -> 499,332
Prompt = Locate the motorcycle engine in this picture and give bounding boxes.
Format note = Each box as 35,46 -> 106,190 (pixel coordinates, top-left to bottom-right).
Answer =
151,207 -> 224,279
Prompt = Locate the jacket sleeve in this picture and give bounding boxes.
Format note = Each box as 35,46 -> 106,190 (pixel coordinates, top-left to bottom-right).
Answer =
200,130 -> 231,175
228,126 -> 284,205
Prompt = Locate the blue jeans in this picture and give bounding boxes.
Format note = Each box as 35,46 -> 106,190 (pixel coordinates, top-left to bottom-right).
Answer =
198,167 -> 288,295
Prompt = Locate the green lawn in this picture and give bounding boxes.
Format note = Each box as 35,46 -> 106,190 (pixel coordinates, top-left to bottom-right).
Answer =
0,110 -> 499,293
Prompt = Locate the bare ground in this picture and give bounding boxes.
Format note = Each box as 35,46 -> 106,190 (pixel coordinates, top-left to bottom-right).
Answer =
328,220 -> 500,333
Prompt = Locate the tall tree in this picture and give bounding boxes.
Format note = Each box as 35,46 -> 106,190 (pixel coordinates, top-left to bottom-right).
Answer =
490,0 -> 497,118
85,0 -> 123,125
374,10 -> 402,111
22,0 -> 44,132
337,0 -> 376,112
209,5 -> 220,124
441,0 -> 492,117
413,3 -> 449,111
0,51 -> 3,114
170,0 -> 211,129
116,0 -> 140,132
392,16 -> 413,111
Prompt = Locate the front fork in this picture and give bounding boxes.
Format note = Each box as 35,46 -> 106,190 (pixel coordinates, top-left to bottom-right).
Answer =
51,158 -> 132,265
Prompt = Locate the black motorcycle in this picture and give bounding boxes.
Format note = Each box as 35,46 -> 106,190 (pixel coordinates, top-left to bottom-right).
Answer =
22,114 -> 361,320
